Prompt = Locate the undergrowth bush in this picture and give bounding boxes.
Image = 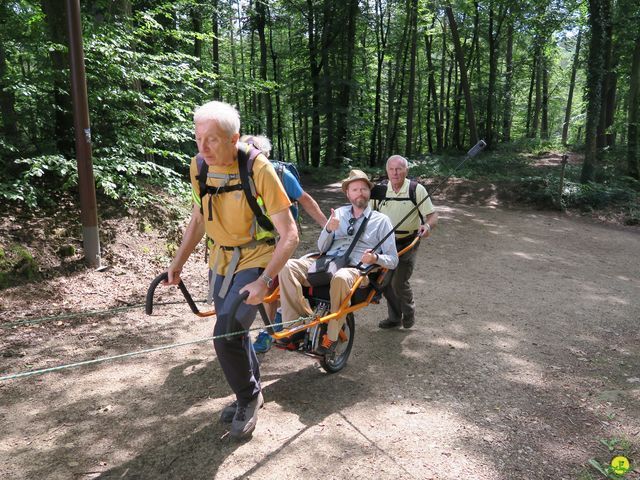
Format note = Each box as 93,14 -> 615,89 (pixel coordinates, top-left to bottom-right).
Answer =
0,153 -> 189,209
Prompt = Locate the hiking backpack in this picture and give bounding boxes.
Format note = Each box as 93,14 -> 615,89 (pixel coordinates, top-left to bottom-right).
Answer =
371,178 -> 426,224
195,142 -> 275,233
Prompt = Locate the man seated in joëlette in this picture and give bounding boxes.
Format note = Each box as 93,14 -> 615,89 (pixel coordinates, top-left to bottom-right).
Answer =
277,169 -> 398,354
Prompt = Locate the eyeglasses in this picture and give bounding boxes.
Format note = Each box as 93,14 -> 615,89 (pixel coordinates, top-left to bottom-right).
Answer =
347,217 -> 357,236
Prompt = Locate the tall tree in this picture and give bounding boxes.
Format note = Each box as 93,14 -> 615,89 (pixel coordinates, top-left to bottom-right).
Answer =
501,18 -> 514,142
369,0 -> 391,166
425,21 -> 443,151
581,0 -> 611,183
40,0 -> 74,156
562,29 -> 582,145
404,0 -> 419,157
211,0 -> 221,99
485,3 -> 506,148
306,0 -> 322,167
254,0 -> 273,138
628,30 -> 640,179
445,5 -> 478,146
335,0 -> 359,161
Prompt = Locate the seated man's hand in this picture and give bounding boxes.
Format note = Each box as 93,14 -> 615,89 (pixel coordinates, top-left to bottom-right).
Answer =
325,208 -> 340,233
240,280 -> 269,305
361,249 -> 378,265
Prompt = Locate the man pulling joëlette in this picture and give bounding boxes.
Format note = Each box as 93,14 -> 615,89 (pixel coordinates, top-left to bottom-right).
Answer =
164,101 -> 298,440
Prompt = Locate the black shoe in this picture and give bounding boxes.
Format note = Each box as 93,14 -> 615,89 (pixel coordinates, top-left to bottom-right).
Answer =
378,318 -> 401,329
220,400 -> 237,424
402,315 -> 415,329
230,391 -> 264,440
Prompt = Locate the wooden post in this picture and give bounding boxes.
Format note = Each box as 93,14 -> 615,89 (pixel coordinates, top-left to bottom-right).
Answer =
66,0 -> 101,267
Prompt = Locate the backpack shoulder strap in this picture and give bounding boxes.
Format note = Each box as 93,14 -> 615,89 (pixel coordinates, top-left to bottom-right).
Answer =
408,179 -> 425,224
238,145 -> 275,232
408,179 -> 418,206
195,155 -> 208,215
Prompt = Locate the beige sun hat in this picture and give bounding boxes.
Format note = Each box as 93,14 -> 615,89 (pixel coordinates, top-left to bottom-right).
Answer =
341,169 -> 374,193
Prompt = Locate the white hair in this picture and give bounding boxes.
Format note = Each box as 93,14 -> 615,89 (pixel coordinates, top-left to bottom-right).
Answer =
239,134 -> 272,158
193,101 -> 240,136
386,155 -> 409,169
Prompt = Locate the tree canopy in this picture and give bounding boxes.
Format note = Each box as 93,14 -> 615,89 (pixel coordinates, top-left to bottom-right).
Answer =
1,0 -> 639,208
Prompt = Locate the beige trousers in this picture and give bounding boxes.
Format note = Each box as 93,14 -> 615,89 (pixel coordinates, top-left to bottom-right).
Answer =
279,257 -> 361,341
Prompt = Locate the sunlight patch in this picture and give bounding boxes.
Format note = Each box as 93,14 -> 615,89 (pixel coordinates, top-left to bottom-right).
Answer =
498,353 -> 545,386
429,337 -> 469,350
512,251 -> 535,260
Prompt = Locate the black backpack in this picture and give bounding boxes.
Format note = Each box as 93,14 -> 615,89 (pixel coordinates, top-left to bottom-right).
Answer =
371,178 -> 425,223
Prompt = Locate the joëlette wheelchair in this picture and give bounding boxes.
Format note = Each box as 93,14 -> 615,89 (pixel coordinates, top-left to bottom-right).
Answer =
145,237 -> 419,374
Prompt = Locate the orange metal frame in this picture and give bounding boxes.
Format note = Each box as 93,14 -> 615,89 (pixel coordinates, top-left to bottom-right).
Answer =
186,237 -> 419,337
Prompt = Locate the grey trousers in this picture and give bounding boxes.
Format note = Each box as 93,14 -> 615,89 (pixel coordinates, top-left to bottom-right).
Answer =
383,243 -> 419,322
211,267 -> 262,406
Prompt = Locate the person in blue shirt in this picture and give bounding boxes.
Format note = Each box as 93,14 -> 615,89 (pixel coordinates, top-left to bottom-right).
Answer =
240,135 -> 327,352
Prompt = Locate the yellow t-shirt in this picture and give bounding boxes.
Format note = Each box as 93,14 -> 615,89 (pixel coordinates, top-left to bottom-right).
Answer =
190,152 -> 291,274
370,179 -> 435,239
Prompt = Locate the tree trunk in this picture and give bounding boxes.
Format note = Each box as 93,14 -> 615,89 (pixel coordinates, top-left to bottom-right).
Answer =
40,0 -> 74,156
485,5 -> 504,148
404,0 -> 418,158
307,0 -> 322,167
531,42 -> 542,138
383,4 -> 410,159
268,6 -> 284,158
191,6 -> 202,70
562,30 -> 581,145
335,0 -> 359,161
581,0 -> 610,183
425,29 -> 442,151
255,0 -> 273,139
445,6 -> 478,146
0,39 -> 18,143
627,31 -> 640,179
320,0 -> 336,164
541,53 -> 549,139
597,11 -> 615,148
525,56 -> 536,136
502,20 -> 514,142
369,0 -> 389,166
211,0 -> 220,99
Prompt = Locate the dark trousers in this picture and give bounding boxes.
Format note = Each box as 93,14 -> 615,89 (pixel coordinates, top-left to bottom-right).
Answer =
211,267 -> 262,406
383,243 -> 419,322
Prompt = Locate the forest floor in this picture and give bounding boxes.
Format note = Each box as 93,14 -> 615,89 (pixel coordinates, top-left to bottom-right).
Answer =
1,163 -> 640,479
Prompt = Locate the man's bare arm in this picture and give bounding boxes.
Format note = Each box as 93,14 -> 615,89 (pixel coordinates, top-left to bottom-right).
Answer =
298,191 -> 328,228
165,204 -> 205,285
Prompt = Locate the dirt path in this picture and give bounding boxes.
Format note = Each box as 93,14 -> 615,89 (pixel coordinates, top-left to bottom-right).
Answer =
1,182 -> 639,480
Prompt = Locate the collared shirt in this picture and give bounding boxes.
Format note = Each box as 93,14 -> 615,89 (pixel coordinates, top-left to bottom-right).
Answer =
370,178 -> 435,238
317,205 -> 398,269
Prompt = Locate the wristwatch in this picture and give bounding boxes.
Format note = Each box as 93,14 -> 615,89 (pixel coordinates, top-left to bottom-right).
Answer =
260,273 -> 274,289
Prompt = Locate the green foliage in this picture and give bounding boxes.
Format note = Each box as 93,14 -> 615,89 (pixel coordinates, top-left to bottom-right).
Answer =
0,152 -> 188,209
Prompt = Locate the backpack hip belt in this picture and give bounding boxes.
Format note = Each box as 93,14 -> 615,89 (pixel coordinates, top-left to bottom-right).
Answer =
207,238 -> 276,303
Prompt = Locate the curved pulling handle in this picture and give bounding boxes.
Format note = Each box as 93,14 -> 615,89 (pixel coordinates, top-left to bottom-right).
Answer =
145,272 -> 201,315
226,290 -> 250,341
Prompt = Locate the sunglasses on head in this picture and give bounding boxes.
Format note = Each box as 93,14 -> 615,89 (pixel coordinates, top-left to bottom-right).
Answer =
347,217 -> 357,235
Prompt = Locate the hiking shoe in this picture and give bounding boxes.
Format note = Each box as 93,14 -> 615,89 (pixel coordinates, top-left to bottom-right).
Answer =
220,400 -> 238,424
402,315 -> 415,329
253,331 -> 273,353
230,391 -> 264,440
378,318 -> 401,329
316,334 -> 337,355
